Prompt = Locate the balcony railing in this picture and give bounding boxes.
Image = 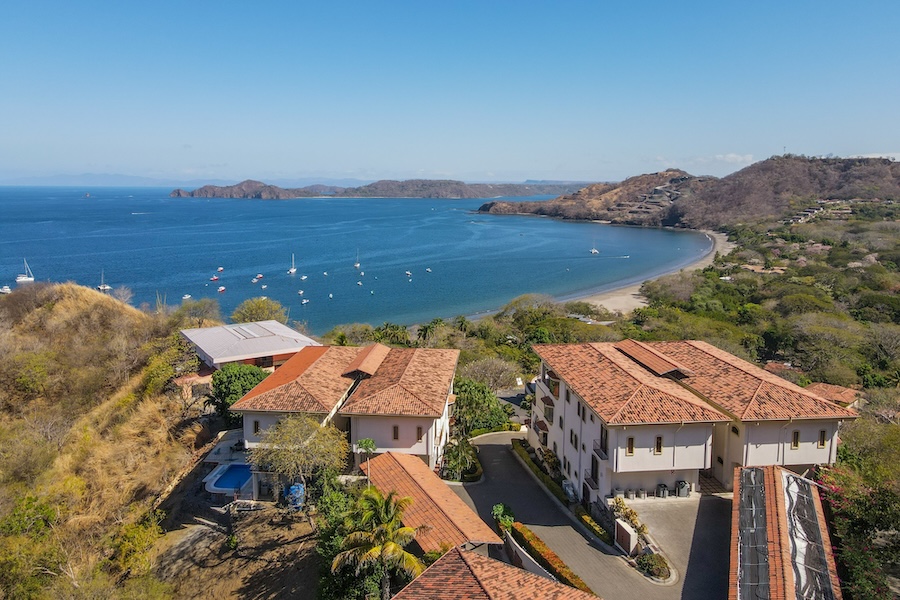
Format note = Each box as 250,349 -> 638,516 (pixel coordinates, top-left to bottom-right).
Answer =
538,376 -> 560,399
583,470 -> 599,490
592,439 -> 608,461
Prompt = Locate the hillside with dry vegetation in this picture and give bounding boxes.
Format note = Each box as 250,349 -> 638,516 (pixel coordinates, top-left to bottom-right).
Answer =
0,283 -> 211,598
479,156 -> 900,229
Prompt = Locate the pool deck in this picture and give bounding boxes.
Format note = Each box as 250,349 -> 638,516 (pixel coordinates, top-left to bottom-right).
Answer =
204,429 -> 248,465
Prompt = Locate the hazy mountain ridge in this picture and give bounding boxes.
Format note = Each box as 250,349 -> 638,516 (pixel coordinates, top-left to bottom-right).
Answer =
170,179 -> 586,199
479,156 -> 900,229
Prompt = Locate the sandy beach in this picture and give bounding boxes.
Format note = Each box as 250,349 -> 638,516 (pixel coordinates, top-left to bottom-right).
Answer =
578,230 -> 735,315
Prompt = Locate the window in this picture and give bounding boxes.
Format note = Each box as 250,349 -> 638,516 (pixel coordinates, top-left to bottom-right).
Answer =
253,420 -> 260,434
569,429 -> 574,444
576,403 -> 581,417
818,430 -> 827,449
590,413 -> 594,423
654,436 -> 663,455
552,441 -> 558,455
559,416 -> 563,429
600,424 -> 608,455
791,430 -> 800,449
566,389 -> 571,403
256,355 -> 273,368
582,443 -> 586,452
393,425 -> 399,441
626,437 -> 634,456
574,433 -> 578,448
544,406 -> 554,423
417,426 -> 423,441
731,425 -> 740,436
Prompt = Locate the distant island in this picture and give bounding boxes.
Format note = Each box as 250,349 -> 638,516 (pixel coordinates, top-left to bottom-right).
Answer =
170,179 -> 588,200
478,155 -> 900,229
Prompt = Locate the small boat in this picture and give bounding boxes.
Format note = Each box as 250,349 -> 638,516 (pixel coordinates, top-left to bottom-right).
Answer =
328,293 -> 333,299
425,267 -> 432,273
217,286 -> 226,293
298,290 -> 304,295
405,270 -> 412,277
182,294 -> 192,300
217,266 -> 224,272
97,270 -> 112,292
261,284 -> 267,289
360,271 -> 365,276
301,298 -> 310,305
354,249 -> 361,269
210,275 -> 219,281
323,271 -> 328,276
357,281 -> 362,286
256,273 -> 264,279
300,275 -> 308,281
590,247 -> 599,254
16,259 -> 34,284
251,278 -> 258,283
288,254 -> 297,275
0,285 -> 11,295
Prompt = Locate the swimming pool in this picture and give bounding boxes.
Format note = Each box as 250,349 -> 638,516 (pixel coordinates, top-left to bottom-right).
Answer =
205,463 -> 252,494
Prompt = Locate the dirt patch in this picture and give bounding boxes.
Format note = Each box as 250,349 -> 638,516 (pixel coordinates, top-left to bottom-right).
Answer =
154,507 -> 320,599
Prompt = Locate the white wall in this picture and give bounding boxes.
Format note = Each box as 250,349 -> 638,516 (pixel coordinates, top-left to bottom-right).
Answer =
240,411 -> 284,447
351,415 -> 438,467
744,419 -> 840,467
610,424 -> 712,473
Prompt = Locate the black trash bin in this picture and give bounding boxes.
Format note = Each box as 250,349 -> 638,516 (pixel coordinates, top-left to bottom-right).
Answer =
656,483 -> 668,498
676,480 -> 690,497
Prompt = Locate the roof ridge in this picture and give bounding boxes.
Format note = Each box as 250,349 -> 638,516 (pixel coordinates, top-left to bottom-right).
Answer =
610,384 -> 644,423
742,379 -> 766,421
456,549 -> 495,600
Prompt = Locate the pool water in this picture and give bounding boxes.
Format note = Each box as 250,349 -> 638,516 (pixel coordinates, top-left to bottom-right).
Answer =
215,464 -> 252,490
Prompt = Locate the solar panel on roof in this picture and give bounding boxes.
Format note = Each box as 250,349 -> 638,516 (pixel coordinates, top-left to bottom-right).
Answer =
738,467 -> 770,600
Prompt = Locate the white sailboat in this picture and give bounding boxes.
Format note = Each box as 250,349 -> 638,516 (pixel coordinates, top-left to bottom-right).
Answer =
288,254 -> 297,275
353,249 -> 361,269
16,259 -> 34,284
97,270 -> 112,292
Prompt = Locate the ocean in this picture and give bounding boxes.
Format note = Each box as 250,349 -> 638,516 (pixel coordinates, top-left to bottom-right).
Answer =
0,187 -> 711,334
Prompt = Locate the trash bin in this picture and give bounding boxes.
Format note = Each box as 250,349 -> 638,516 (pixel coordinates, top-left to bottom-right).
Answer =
656,483 -> 668,498
638,488 -> 647,499
626,489 -> 636,500
614,488 -> 625,498
676,480 -> 690,497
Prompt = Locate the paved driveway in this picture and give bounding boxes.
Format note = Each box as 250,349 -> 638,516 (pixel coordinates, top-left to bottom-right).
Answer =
452,433 -> 681,600
630,494 -> 733,599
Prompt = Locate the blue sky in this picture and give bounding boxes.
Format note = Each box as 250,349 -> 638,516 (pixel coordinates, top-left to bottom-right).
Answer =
1,1 -> 898,183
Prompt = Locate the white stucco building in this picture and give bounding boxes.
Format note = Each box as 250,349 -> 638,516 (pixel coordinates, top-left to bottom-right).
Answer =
528,339 -> 857,508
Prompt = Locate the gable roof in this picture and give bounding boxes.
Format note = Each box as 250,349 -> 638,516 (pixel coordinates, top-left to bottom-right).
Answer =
362,453 -> 501,553
730,465 -> 842,600
804,382 -> 861,408
393,547 -> 598,600
180,320 -> 319,365
231,345 -> 361,414
650,341 -> 857,421
533,343 -> 728,425
340,347 -> 459,417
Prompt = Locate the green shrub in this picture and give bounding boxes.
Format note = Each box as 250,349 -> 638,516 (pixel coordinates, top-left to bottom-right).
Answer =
511,439 -> 568,504
575,505 -> 612,545
636,553 -> 670,579
469,422 -> 521,437
491,503 -> 515,530
461,455 -> 483,482
510,522 -> 593,594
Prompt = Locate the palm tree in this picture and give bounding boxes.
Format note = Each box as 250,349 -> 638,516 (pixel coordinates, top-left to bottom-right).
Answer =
332,487 -> 424,600
357,437 -> 377,486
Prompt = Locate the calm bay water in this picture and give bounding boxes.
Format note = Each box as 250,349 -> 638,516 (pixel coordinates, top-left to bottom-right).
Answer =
0,187 -> 711,334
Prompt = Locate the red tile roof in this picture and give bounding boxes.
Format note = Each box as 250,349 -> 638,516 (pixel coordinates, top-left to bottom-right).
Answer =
340,347 -> 459,417
614,339 -> 693,377
362,453 -> 501,553
533,343 -> 728,425
231,345 -> 359,414
393,547 -> 599,600
805,382 -> 861,407
651,341 -> 857,421
231,344 -> 459,419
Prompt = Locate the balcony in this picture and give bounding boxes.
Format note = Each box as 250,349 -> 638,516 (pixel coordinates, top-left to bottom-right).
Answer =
592,439 -> 608,461
583,470 -> 599,490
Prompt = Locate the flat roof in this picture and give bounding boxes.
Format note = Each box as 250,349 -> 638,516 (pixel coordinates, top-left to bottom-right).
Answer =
181,320 -> 319,365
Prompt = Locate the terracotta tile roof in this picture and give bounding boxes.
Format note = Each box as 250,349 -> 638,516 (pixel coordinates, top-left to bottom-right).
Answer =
533,343 -> 728,425
649,341 -> 857,421
340,348 -> 459,417
342,342 -> 391,376
362,453 -> 501,553
805,382 -> 861,407
231,344 -> 459,419
393,547 -> 599,600
614,338 -> 693,377
730,466 -> 842,600
230,345 -> 360,414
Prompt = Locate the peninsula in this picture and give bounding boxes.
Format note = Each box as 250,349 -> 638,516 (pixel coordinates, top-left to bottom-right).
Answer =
170,179 -> 586,200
